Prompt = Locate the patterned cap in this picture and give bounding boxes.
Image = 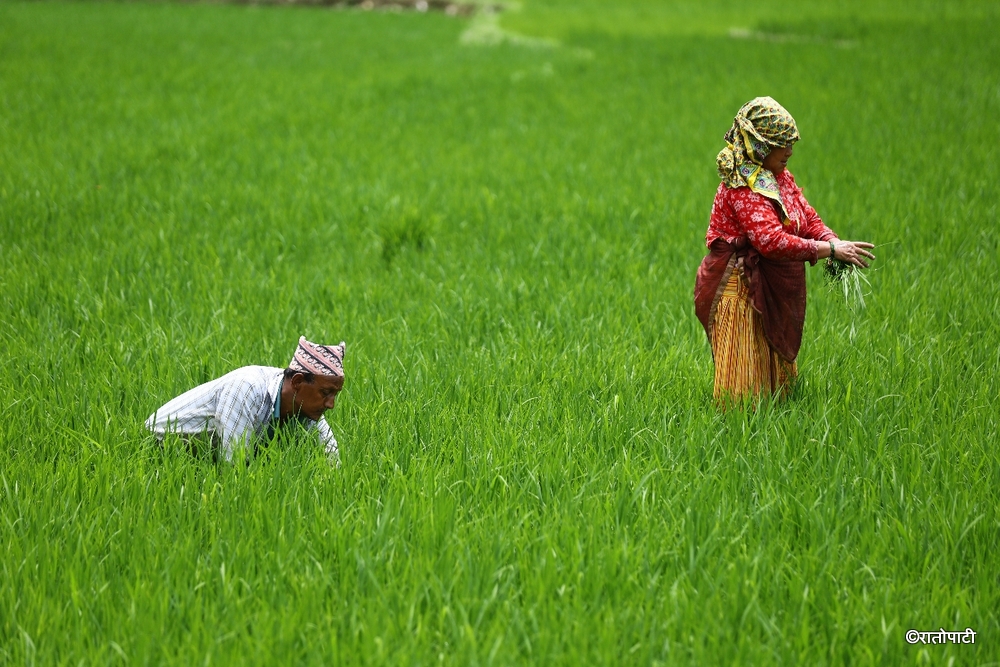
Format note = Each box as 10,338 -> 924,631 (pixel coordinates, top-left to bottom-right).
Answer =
289,336 -> 345,377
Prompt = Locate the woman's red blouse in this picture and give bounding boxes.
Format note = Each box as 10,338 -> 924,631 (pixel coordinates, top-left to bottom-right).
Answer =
705,170 -> 836,263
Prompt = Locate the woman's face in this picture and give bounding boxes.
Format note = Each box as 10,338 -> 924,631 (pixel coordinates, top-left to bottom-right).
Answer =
762,144 -> 794,175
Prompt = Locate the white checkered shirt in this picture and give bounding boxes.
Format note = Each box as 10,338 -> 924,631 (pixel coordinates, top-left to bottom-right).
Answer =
145,365 -> 339,462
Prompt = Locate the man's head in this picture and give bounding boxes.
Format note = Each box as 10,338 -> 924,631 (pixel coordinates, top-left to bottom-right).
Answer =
283,337 -> 346,420
283,368 -> 344,421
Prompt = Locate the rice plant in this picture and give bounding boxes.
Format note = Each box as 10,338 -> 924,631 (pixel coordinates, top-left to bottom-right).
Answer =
824,257 -> 871,310
1,1 -> 998,665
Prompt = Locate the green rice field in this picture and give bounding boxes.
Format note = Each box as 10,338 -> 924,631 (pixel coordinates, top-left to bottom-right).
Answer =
2,0 -> 999,664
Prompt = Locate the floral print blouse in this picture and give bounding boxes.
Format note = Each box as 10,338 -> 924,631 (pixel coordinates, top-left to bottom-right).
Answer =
705,170 -> 837,263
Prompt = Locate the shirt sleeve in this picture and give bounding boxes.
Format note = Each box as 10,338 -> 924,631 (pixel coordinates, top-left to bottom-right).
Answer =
216,378 -> 264,462
730,189 -> 820,262
315,417 -> 340,464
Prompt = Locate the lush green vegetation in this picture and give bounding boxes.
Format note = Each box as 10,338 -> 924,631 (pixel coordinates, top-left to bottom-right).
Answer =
2,1 -> 998,663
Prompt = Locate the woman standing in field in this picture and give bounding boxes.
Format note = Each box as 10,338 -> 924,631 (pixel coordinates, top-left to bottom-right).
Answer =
694,97 -> 874,402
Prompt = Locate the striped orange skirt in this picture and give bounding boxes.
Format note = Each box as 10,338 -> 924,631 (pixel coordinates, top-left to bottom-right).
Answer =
712,269 -> 797,402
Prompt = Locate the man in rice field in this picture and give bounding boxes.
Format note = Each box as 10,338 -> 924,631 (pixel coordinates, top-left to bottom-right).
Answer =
145,336 -> 345,463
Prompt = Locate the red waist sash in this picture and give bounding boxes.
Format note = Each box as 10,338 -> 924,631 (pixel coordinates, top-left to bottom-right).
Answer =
694,237 -> 807,363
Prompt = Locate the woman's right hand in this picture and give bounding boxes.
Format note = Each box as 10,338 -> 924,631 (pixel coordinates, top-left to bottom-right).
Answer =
831,240 -> 875,268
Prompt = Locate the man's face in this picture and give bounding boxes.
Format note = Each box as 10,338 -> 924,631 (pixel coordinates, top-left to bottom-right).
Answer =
290,374 -> 344,421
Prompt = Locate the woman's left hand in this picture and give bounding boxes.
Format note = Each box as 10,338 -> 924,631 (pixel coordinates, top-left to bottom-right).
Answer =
830,240 -> 876,268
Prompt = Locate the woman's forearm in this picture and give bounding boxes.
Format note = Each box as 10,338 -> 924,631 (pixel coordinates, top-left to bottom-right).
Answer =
815,239 -> 839,259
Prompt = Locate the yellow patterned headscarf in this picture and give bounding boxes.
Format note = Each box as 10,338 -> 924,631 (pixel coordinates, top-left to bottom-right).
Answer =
717,97 -> 799,216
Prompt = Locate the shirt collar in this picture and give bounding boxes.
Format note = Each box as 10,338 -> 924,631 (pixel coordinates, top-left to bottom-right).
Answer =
267,371 -> 284,419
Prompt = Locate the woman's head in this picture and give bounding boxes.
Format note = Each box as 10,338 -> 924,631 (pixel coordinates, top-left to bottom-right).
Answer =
731,97 -> 799,158
717,97 -> 799,185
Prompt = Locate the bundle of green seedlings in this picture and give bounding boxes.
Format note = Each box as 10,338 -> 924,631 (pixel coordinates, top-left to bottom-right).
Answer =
825,256 -> 871,310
